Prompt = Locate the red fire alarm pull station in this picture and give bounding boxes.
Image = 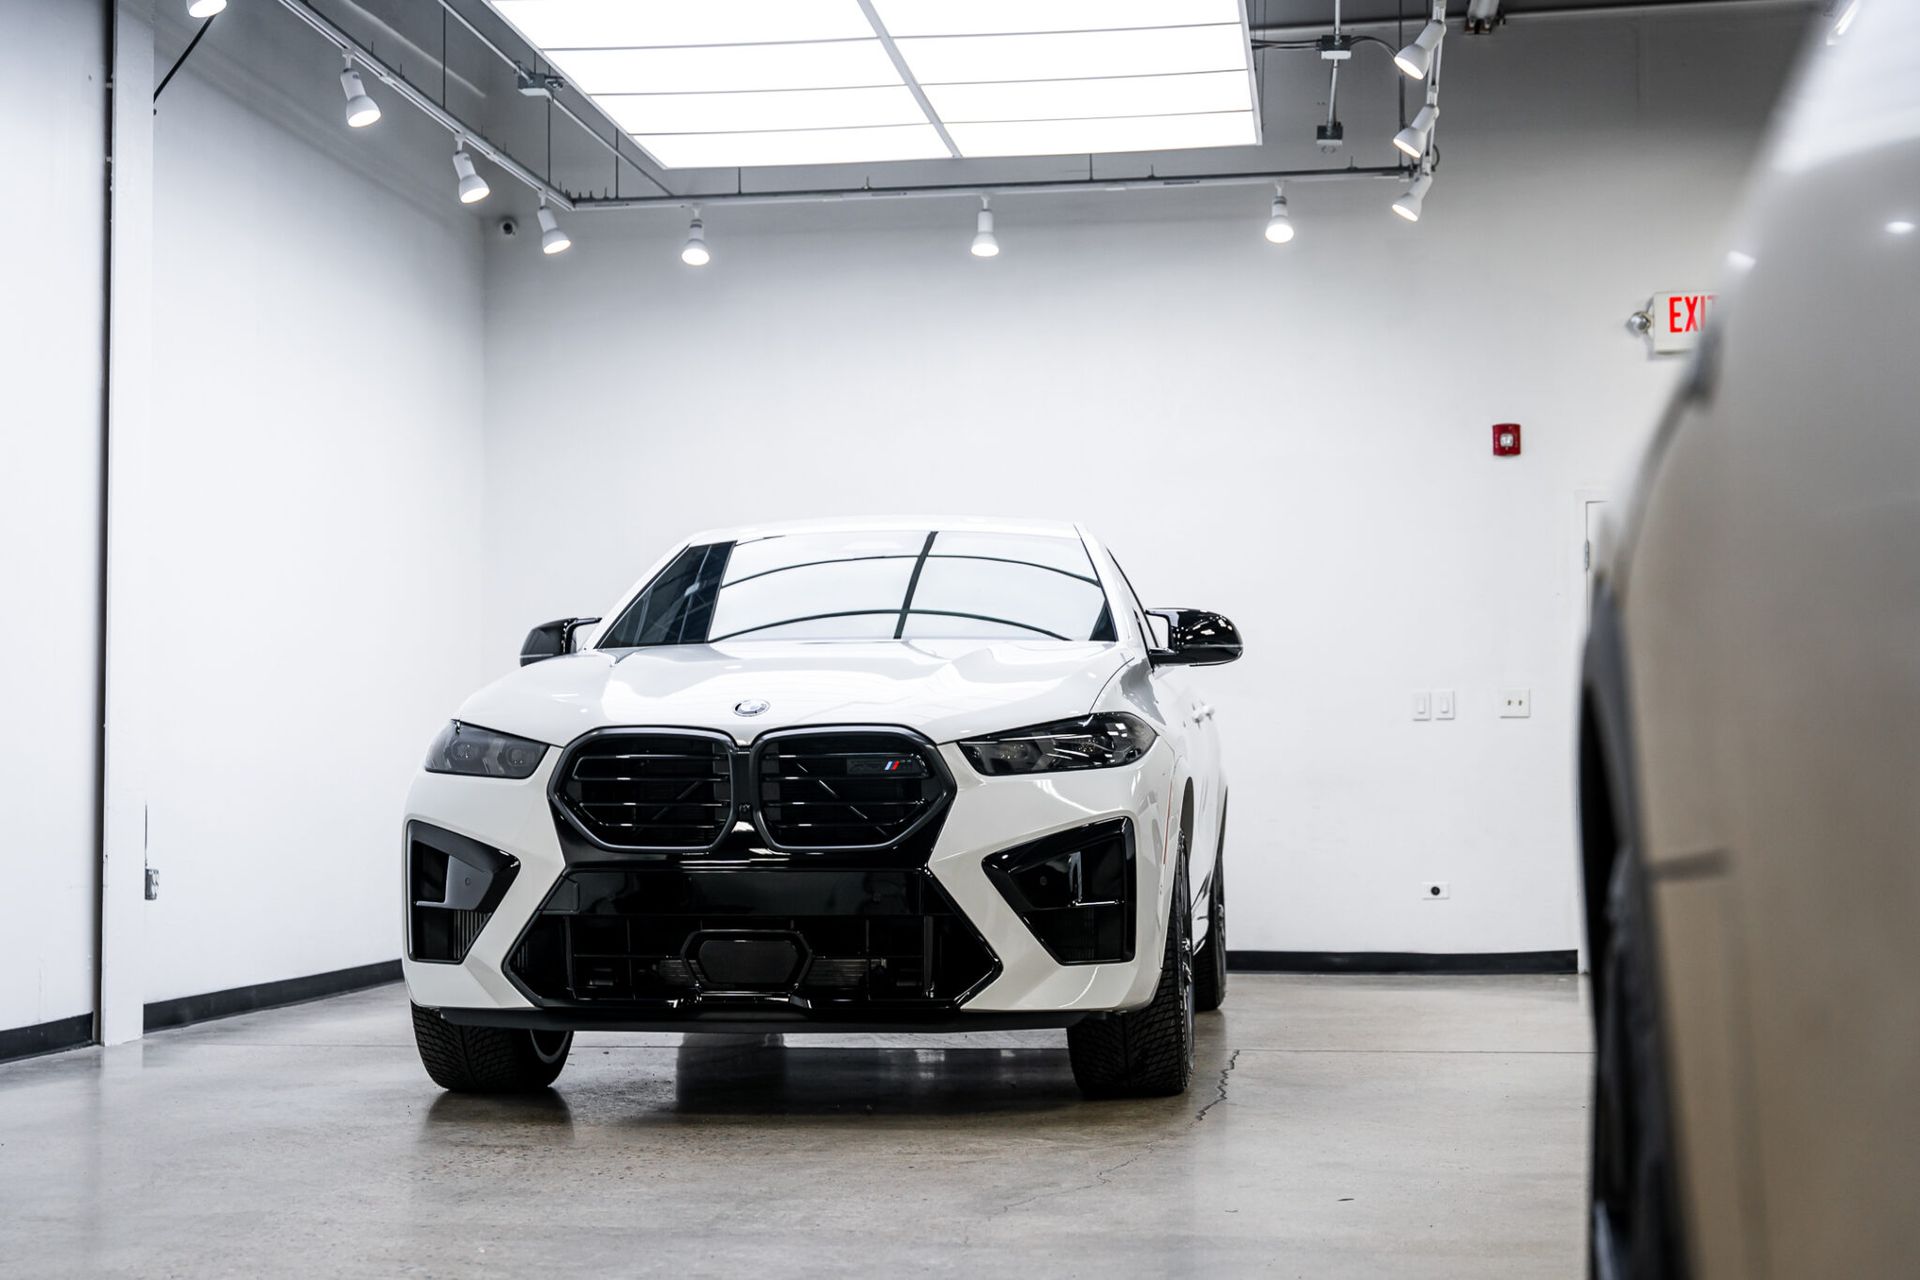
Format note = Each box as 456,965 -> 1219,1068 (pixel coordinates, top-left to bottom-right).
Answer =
1493,423 -> 1522,456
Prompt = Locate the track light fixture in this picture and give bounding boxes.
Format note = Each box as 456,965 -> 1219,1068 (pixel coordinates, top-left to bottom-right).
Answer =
537,203 -> 571,255
681,212 -> 710,266
1393,105 -> 1438,159
1392,172 -> 1434,223
187,0 -> 227,16
1264,183 -> 1294,244
971,198 -> 999,258
1394,20 -> 1445,79
340,60 -> 380,129
452,144 -> 489,204
1828,0 -> 1860,43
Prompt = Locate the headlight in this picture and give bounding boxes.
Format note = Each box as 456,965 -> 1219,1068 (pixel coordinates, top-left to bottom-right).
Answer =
959,713 -> 1157,776
424,721 -> 548,779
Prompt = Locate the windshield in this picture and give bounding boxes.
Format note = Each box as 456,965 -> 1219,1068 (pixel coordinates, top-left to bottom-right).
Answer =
598,529 -> 1117,647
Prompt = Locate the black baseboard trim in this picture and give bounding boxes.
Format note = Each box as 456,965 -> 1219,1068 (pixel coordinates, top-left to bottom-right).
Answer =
144,959 -> 402,1033
1228,949 -> 1578,975
0,1012 -> 95,1065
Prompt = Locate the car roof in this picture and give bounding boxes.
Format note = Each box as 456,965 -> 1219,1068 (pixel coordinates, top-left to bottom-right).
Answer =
681,515 -> 1086,545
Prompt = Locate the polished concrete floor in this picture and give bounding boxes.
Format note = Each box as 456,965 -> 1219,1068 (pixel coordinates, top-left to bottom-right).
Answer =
0,975 -> 1590,1277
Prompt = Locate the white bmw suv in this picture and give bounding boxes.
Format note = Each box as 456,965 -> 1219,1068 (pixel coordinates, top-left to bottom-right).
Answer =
403,518 -> 1239,1098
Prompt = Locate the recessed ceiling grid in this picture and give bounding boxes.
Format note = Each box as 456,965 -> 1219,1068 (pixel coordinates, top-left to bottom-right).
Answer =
487,0 -> 1262,169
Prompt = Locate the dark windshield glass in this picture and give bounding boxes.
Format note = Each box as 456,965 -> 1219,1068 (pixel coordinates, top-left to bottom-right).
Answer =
599,530 -> 1116,647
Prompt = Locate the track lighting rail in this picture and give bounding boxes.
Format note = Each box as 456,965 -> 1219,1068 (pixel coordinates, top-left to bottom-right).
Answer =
267,0 -> 576,211
567,166 -> 1409,214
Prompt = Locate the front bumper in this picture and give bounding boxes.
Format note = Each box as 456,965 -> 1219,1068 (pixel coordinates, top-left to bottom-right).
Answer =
402,737 -> 1178,1029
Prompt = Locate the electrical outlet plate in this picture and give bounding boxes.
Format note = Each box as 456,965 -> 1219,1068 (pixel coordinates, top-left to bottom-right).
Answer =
1435,689 -> 1455,720
1500,688 -> 1531,718
1421,881 -> 1450,900
1413,691 -> 1432,721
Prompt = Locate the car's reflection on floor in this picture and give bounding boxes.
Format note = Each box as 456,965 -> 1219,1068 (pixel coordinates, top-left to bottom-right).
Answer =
665,1034 -> 1082,1116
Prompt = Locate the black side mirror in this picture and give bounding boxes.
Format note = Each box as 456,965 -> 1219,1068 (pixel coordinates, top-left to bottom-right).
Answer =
1147,609 -> 1243,667
520,616 -> 601,667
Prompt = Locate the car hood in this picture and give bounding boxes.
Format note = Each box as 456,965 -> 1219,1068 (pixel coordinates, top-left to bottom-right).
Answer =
455,639 -> 1134,747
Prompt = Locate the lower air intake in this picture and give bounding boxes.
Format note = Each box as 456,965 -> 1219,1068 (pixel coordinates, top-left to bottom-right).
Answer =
508,866 -> 998,1014
984,818 -> 1136,965
407,822 -> 518,964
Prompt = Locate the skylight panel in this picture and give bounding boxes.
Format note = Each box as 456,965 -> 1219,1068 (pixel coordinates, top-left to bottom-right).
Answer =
491,0 -> 876,49
538,41 -> 906,96
633,124 -> 950,169
481,0 -> 1260,167
894,25 -> 1251,85
925,70 -> 1252,124
600,86 -> 927,135
944,112 -> 1258,159
871,0 -> 1244,38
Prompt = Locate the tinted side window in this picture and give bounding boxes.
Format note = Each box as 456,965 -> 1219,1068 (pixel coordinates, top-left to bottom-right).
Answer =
1107,554 -> 1165,649
599,543 -> 728,647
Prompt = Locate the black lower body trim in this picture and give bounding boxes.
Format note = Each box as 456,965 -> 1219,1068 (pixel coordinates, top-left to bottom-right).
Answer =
437,1005 -> 1088,1035
506,865 -> 1001,1014
0,1012 -> 94,1065
143,959 -> 401,1032
1228,949 -> 1577,975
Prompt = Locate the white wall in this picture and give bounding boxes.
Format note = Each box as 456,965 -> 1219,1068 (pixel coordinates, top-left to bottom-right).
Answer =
480,10 -> 1806,955
138,7 -> 492,1003
0,0 -> 107,1035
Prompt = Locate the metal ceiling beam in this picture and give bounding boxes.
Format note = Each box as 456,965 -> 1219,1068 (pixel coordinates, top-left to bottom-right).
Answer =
568,166 -> 1408,213
855,0 -> 961,159
1251,0 -> 1811,38
428,0 -> 674,196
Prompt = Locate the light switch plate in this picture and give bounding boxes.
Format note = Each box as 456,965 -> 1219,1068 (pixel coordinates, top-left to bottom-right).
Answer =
1500,688 -> 1532,718
1435,689 -> 1455,720
1413,691 -> 1432,721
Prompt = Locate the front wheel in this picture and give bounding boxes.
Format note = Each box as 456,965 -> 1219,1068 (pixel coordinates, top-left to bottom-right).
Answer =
1588,851 -> 1683,1278
1067,858 -> 1195,1098
411,1003 -> 572,1093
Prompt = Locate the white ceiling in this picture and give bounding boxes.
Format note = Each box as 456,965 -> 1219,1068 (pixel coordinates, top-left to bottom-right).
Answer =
486,0 -> 1262,169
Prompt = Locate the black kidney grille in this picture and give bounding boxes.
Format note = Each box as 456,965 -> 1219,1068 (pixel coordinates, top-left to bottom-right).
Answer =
756,732 -> 949,849
557,734 -> 733,850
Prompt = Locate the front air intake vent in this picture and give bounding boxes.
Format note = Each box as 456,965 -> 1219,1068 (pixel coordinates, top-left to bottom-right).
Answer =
506,866 -> 998,1011
408,822 -> 518,964
554,731 -> 734,851
753,729 -> 952,850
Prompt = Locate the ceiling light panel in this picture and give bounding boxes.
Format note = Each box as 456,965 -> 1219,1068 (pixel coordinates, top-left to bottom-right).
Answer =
601,86 -> 927,135
925,70 -> 1251,123
946,112 -> 1257,160
483,0 -> 1258,167
490,0 -> 876,48
537,41 -> 906,96
894,26 -> 1251,85
634,124 -> 950,169
872,0 -> 1243,38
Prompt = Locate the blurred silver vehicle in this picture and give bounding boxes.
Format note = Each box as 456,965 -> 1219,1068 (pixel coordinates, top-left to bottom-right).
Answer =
1579,3 -> 1920,1276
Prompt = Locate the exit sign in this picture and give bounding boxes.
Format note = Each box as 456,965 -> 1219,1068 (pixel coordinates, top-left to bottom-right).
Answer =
1650,291 -> 1715,353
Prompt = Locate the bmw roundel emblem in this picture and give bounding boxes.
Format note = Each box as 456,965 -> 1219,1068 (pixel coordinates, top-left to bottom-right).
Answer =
733,698 -> 770,717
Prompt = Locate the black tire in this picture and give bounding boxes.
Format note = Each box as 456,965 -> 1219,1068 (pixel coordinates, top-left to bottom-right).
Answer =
411,1003 -> 572,1094
1067,855 -> 1195,1098
1193,845 -> 1227,1013
1588,850 -> 1683,1279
